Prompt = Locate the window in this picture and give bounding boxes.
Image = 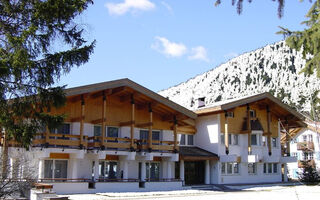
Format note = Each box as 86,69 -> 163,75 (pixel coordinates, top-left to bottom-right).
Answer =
94,125 -> 101,136
272,138 -> 277,148
44,160 -> 68,179
221,162 -> 240,175
251,134 -> 257,145
187,135 -> 194,145
51,123 -> 70,134
248,163 -> 256,174
220,134 -> 225,144
180,134 -> 193,146
303,135 -> 307,142
250,110 -> 256,118
263,163 -> 278,174
140,130 -> 148,141
228,134 -> 232,145
308,152 -> 314,160
273,163 -> 278,173
226,111 -> 234,118
107,127 -> 119,138
233,135 -> 239,145
180,134 -> 186,145
146,162 -> 160,180
308,134 -> 313,142
99,161 -> 118,179
221,163 -> 226,174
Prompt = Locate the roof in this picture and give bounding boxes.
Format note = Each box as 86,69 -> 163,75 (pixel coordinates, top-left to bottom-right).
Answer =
179,146 -> 219,161
63,78 -> 197,119
195,92 -> 306,128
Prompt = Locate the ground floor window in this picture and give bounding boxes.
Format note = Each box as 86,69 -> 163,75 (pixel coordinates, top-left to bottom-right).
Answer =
146,162 -> 160,180
221,162 -> 239,175
44,160 -> 68,179
248,163 -> 257,174
99,161 -> 118,179
263,163 -> 278,174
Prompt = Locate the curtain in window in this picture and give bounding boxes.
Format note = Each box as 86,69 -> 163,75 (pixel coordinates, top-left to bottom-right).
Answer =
44,160 -> 53,178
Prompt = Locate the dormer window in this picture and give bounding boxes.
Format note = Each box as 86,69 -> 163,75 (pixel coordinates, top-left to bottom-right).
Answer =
226,111 -> 234,118
250,110 -> 256,118
198,97 -> 205,108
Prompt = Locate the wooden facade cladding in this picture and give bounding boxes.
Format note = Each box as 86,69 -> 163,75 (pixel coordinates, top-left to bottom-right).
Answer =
219,104 -> 279,137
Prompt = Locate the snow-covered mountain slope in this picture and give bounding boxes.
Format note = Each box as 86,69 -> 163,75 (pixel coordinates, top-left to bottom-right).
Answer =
159,41 -> 320,112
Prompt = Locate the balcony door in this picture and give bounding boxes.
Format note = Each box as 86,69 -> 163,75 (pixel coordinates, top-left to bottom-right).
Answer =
44,160 -> 68,179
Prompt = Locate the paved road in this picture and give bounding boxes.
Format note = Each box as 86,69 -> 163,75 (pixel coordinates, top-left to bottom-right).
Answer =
64,185 -> 320,200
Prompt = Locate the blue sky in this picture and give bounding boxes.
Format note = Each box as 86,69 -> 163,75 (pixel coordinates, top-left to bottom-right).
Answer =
57,0 -> 312,92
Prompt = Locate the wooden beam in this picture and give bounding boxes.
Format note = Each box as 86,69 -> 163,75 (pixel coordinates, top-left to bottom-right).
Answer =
91,118 -> 103,124
181,118 -> 196,127
148,104 -> 153,151
285,119 -> 290,155
136,122 -> 153,128
267,106 -> 272,156
120,121 -> 135,127
101,92 -> 107,147
130,95 -> 135,149
70,117 -> 82,122
175,126 -> 196,134
247,104 -> 252,154
45,126 -> 50,144
224,111 -> 229,155
80,95 -> 85,147
173,116 -> 178,152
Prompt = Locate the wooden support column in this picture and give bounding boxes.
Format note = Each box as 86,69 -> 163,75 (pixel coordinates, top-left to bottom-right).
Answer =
101,91 -> 107,148
173,116 -> 178,152
266,106 -> 272,156
247,104 -> 252,155
45,126 -> 50,144
285,119 -> 290,156
224,111 -> 229,155
130,95 -> 135,150
148,103 -> 153,151
80,95 -> 85,148
1,129 -> 8,179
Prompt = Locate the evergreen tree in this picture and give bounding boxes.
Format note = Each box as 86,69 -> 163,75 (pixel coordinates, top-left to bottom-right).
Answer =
299,160 -> 320,184
0,0 -> 95,148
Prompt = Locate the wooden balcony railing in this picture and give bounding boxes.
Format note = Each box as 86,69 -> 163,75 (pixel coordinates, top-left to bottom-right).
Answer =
1,133 -> 178,153
298,159 -> 316,168
297,142 -> 314,151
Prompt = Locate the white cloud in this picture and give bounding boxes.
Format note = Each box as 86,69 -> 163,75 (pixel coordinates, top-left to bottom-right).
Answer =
105,0 -> 155,16
224,52 -> 239,60
151,36 -> 187,57
161,1 -> 173,15
188,46 -> 209,62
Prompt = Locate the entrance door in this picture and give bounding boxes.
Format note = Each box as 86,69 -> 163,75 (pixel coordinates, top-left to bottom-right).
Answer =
184,161 -> 205,185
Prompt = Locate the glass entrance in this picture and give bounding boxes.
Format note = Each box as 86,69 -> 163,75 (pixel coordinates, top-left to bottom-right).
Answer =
184,161 -> 205,185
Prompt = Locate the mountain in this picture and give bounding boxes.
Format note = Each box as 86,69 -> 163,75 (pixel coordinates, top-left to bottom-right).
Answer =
158,41 -> 320,113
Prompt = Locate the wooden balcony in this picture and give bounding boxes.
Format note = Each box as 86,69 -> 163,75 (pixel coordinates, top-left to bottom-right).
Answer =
298,159 -> 316,168
297,142 -> 314,151
0,133 -> 178,153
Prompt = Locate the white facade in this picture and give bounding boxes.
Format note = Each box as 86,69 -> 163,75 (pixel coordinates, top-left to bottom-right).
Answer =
288,126 -> 320,179
193,114 -> 291,184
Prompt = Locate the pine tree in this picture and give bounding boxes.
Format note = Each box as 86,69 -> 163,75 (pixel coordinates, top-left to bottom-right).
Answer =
299,160 -> 320,184
0,0 -> 95,176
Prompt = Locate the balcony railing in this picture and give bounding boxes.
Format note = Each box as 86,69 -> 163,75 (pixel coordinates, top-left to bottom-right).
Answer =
297,142 -> 314,151
298,159 -> 316,168
0,133 -> 178,153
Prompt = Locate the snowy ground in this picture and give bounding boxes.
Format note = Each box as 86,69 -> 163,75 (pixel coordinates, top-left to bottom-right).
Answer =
61,183 -> 320,200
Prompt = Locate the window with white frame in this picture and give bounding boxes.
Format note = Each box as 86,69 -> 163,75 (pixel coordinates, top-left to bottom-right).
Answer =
303,135 -> 307,142
262,136 -> 266,146
107,127 -> 119,138
251,134 -> 258,145
263,163 -> 278,174
99,161 -> 118,179
51,123 -> 70,134
94,125 -> 102,136
221,162 -> 239,175
226,111 -> 234,118
44,160 -> 68,179
248,163 -> 256,174
179,134 -> 194,146
180,134 -> 186,145
308,134 -> 313,142
250,110 -> 256,118
221,134 -> 239,145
